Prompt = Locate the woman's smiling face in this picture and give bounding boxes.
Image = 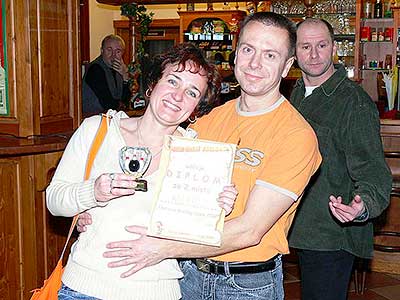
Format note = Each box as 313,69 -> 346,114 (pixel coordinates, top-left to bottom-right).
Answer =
149,61 -> 208,126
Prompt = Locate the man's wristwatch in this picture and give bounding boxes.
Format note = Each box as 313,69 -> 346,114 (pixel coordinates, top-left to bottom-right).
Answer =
354,207 -> 369,222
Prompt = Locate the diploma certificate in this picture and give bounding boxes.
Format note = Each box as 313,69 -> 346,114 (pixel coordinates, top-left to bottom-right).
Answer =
147,135 -> 236,246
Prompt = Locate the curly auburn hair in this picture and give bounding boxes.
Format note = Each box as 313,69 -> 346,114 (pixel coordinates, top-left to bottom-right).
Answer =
146,43 -> 221,118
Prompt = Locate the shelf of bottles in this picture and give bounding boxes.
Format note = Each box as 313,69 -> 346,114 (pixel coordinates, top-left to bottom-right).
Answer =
184,18 -> 234,69
360,0 -> 395,72
274,0 -> 357,78
271,0 -> 356,34
271,0 -> 356,16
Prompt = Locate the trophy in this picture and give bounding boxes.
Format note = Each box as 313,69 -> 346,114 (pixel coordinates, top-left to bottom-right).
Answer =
119,146 -> 152,192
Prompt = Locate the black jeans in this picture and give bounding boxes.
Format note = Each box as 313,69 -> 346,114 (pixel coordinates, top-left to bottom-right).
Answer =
297,249 -> 355,300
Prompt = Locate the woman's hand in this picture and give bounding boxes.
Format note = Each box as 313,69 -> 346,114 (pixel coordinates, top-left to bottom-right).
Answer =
94,173 -> 137,203
217,184 -> 238,216
77,212 -> 92,232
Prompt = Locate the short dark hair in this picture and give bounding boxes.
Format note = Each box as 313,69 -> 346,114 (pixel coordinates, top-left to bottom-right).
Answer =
297,18 -> 335,43
146,43 -> 221,117
239,12 -> 296,58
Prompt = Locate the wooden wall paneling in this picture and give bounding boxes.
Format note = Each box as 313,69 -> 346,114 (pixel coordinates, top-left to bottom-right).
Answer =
33,151 -> 70,285
381,121 -> 400,177
114,19 -> 180,65
0,0 -> 35,136
0,159 -> 21,299
29,0 -> 80,135
113,20 -> 131,65
68,0 -> 82,128
0,157 -> 35,300
28,0 -> 42,135
19,155 -> 39,300
79,0 -> 90,65
0,151 -> 72,299
371,121 -> 400,274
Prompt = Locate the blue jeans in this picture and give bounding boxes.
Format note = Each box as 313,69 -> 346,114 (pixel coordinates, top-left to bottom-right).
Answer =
58,283 -> 101,300
179,256 -> 284,300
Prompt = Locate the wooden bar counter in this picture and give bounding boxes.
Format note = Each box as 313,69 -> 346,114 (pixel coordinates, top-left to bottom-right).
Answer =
371,119 -> 400,274
0,133 -> 71,157
0,0 -> 81,297
0,133 -> 74,299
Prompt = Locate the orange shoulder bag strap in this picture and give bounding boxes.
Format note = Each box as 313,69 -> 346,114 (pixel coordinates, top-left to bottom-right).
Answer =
60,114 -> 111,259
30,114 -> 111,300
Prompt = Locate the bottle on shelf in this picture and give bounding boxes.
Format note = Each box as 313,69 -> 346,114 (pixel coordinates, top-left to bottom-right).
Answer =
186,1 -> 195,11
384,27 -> 394,41
374,0 -> 383,18
362,54 -> 368,69
384,0 -> 393,18
385,54 -> 393,69
378,27 -> 385,41
364,0 -> 373,18
361,26 -> 371,41
371,27 -> 378,41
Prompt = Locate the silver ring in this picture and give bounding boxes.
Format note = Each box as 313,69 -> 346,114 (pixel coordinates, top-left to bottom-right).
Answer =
109,173 -> 116,180
109,177 -> 113,194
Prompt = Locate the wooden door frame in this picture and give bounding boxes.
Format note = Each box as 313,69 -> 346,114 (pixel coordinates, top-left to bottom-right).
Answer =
80,0 -> 90,64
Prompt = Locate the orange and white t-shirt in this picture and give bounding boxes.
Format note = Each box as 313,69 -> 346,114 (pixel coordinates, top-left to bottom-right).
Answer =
192,96 -> 321,262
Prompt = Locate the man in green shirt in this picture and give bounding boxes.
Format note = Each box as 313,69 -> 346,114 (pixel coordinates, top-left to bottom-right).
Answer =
289,18 -> 392,300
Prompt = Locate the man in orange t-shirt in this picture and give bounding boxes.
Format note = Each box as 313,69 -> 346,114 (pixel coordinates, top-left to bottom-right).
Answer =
103,12 -> 321,300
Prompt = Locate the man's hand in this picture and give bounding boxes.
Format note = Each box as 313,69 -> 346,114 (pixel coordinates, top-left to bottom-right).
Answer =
111,58 -> 129,81
101,184 -> 237,278
218,184 -> 238,216
328,194 -> 366,223
103,225 -> 171,278
77,212 -> 92,232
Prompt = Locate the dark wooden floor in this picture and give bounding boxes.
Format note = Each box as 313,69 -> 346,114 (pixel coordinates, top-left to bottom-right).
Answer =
283,260 -> 400,300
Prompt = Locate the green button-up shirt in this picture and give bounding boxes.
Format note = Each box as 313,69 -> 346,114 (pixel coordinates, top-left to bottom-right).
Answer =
288,66 -> 392,258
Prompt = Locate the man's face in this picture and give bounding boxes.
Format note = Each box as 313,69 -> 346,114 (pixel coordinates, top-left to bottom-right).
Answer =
234,21 -> 294,99
101,39 -> 124,67
296,22 -> 336,85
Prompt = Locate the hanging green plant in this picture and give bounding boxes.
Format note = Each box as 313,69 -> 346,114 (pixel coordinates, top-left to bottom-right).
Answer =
120,3 -> 154,108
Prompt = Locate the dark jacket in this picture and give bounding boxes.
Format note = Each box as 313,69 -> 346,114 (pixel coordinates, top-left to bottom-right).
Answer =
289,66 -> 392,258
82,55 -> 130,115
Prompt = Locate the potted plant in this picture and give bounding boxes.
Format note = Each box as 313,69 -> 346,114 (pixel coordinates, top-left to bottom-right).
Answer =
121,3 -> 154,109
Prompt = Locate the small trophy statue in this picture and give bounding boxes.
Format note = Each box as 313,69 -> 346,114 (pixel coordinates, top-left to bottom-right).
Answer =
119,146 -> 152,192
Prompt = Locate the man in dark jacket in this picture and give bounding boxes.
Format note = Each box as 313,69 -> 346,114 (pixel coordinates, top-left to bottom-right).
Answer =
289,18 -> 392,300
82,34 -> 131,116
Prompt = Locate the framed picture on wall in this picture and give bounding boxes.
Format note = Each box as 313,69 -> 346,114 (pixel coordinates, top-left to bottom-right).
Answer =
0,0 -> 8,116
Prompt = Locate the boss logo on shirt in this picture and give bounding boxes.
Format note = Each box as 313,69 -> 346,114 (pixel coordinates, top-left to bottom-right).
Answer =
235,148 -> 264,166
